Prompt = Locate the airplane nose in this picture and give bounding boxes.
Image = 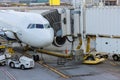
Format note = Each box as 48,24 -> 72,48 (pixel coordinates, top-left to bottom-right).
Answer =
22,28 -> 54,47
40,29 -> 54,46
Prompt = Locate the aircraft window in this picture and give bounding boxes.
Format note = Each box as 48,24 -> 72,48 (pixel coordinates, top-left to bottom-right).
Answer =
48,25 -> 51,28
30,24 -> 36,29
27,24 -> 31,28
44,24 -> 51,28
27,24 -> 36,29
36,24 -> 44,29
27,24 -> 45,29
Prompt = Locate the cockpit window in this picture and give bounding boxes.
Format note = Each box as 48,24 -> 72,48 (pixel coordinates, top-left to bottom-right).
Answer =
27,24 -> 43,29
27,24 -> 36,29
27,24 -> 51,29
48,25 -> 51,28
36,24 -> 44,28
44,24 -> 51,28
27,24 -> 31,28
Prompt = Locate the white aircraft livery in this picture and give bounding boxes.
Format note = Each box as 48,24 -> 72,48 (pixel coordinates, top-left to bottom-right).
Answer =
0,10 -> 54,48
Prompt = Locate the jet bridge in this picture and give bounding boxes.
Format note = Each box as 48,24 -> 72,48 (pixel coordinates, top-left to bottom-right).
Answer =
38,9 -> 84,62
42,9 -> 61,35
49,2 -> 120,55
41,9 -> 80,44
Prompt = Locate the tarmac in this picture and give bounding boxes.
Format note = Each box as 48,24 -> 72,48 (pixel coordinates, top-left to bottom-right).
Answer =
0,41 -> 120,80
1,48 -> 120,80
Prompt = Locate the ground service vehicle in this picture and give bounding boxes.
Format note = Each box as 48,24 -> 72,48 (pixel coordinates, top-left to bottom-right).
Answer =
0,54 -> 11,65
8,56 -> 34,70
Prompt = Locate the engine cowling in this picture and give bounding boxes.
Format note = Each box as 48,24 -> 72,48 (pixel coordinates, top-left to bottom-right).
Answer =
4,31 -> 16,40
52,36 -> 66,47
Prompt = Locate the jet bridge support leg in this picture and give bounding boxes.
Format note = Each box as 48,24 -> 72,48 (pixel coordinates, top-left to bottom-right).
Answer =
76,38 -> 82,50
69,36 -> 84,62
86,36 -> 91,53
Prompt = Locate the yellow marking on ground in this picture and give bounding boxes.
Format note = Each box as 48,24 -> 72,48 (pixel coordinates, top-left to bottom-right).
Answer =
38,61 -> 70,78
23,52 -> 70,78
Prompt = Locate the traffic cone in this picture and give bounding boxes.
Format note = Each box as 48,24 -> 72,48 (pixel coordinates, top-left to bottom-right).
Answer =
65,47 -> 68,54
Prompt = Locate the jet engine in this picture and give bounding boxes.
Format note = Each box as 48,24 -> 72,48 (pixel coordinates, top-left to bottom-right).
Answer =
5,31 -> 16,39
52,36 -> 66,47
4,31 -> 20,42
4,31 -> 16,40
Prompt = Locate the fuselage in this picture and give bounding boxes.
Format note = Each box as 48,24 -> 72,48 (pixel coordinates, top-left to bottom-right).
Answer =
0,10 -> 54,48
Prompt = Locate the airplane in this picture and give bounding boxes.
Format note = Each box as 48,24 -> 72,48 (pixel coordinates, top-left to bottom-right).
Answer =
0,10 -> 67,61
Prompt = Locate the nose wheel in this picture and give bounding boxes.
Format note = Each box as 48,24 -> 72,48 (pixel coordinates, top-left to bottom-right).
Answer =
112,55 -> 119,61
33,55 -> 40,61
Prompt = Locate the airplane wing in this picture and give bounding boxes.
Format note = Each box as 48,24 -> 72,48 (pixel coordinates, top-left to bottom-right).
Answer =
0,10 -> 24,41
0,19 -> 16,32
0,19 -> 20,41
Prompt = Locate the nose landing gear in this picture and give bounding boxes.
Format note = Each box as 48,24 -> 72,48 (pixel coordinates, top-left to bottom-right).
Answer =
33,55 -> 40,62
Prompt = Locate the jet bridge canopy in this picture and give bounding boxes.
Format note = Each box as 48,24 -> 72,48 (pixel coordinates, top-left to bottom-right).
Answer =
85,7 -> 120,36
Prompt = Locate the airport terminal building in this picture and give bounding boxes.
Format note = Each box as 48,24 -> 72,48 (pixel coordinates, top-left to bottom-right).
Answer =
0,0 -> 49,3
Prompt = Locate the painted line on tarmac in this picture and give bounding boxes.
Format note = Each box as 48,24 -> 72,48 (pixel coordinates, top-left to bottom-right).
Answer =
23,52 -> 70,78
37,61 -> 70,78
0,68 -> 16,80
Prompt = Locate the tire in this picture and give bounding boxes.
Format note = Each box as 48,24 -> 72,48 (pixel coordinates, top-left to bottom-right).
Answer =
21,65 -> 25,70
96,54 -> 101,58
9,62 -> 15,68
36,55 -> 39,61
86,55 -> 95,61
33,55 -> 39,61
112,55 -> 119,61
1,62 -> 6,66
33,55 -> 36,61
104,55 -> 108,59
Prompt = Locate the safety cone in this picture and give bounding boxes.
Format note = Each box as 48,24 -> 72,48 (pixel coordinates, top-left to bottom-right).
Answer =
65,47 -> 68,54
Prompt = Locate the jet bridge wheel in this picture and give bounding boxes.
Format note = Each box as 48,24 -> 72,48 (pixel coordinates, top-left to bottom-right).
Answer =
9,62 -> 15,68
96,54 -> 102,58
112,55 -> 119,61
85,55 -> 95,61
